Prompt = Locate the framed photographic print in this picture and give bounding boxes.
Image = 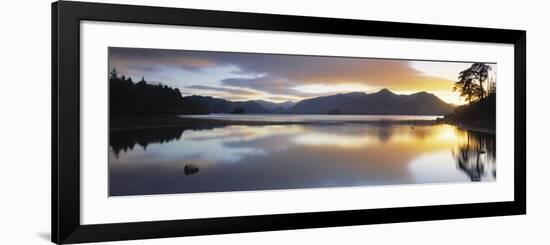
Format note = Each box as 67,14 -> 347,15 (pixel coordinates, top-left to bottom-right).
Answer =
52,1 -> 526,244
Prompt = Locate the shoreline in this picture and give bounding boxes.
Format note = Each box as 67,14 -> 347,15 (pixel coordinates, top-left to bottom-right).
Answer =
110,115 -> 494,134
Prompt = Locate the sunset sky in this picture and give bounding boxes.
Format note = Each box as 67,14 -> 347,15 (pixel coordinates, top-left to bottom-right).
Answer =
109,47 -> 497,105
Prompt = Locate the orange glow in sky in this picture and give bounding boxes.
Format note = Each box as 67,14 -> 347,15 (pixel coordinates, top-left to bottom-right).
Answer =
109,48 -> 497,105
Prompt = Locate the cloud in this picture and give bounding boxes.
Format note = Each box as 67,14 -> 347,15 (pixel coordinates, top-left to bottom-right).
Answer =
109,47 -> 475,102
264,95 -> 300,102
219,56 -> 456,92
109,47 -> 217,75
186,85 -> 259,96
221,76 -> 294,95
221,75 -> 342,98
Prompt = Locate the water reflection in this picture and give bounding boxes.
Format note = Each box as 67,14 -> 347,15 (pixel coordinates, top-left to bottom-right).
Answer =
110,127 -> 185,157
109,123 -> 496,196
452,131 -> 496,181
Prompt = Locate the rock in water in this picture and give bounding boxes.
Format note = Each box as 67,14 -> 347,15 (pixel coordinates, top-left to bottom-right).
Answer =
184,164 -> 199,175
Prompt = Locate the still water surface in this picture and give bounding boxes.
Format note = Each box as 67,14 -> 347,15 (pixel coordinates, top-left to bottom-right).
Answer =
109,116 -> 495,196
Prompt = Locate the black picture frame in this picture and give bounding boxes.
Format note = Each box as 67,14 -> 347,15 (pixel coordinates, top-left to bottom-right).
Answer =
52,1 -> 526,244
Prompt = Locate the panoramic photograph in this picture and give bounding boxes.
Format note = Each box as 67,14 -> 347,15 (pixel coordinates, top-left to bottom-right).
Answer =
108,47 -> 497,197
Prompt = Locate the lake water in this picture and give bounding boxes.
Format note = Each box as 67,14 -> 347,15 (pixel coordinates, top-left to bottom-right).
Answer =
109,115 -> 495,196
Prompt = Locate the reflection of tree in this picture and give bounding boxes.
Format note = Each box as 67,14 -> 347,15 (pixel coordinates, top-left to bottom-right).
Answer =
452,130 -> 496,181
110,127 -> 186,157
110,123 -> 231,157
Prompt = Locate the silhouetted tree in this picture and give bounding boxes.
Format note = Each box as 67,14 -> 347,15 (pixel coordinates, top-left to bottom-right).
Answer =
109,68 -> 118,80
453,70 -> 479,104
444,93 -> 496,129
453,63 -> 492,103
447,63 -> 496,128
109,69 -> 207,116
470,63 -> 491,99
487,76 -> 496,96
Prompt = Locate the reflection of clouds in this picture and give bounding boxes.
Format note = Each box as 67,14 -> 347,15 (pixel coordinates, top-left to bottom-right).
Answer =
221,126 -> 305,153
408,151 -> 471,183
293,124 -> 465,150
114,124 -> 467,168
293,133 -> 373,147
223,133 -> 295,153
110,150 -> 217,169
185,125 -> 304,142
109,123 -> 493,196
183,127 -> 253,141
112,131 -> 261,165
213,124 -> 473,182
113,126 -> 306,167
232,125 -> 304,139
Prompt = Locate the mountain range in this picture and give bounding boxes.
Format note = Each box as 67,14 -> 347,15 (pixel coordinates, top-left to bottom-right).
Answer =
252,100 -> 296,111
183,88 -> 454,115
185,95 -> 268,114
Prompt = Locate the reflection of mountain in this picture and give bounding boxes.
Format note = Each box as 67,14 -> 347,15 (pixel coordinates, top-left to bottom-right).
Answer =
452,130 -> 496,181
110,123 -> 496,196
290,89 -> 454,115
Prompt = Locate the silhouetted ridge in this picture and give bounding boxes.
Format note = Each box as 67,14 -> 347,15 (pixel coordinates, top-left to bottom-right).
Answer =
377,88 -> 395,95
290,89 -> 454,115
343,92 -> 368,96
252,100 -> 296,113
184,95 -> 268,114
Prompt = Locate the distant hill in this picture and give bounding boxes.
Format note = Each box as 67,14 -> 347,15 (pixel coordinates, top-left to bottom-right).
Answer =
184,95 -> 268,114
289,88 -> 454,115
251,100 -> 296,113
253,100 -> 296,110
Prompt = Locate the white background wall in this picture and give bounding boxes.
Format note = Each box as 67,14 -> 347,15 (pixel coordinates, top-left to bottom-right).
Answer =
0,0 -> 547,244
